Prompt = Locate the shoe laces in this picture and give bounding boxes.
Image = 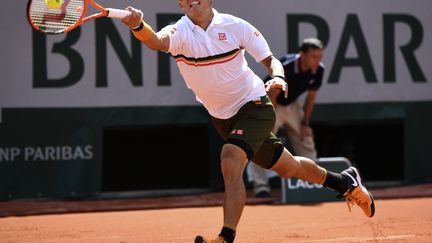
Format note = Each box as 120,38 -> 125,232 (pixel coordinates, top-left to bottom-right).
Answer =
343,187 -> 367,212
344,194 -> 355,212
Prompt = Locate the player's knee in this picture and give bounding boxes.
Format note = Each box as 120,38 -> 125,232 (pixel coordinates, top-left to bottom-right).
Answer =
220,156 -> 244,180
219,144 -> 248,182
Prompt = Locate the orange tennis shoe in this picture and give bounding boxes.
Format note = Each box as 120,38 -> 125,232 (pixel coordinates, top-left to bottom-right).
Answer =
340,167 -> 375,217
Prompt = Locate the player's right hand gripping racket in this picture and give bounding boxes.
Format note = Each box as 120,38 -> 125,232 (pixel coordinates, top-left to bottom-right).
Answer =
27,0 -> 131,34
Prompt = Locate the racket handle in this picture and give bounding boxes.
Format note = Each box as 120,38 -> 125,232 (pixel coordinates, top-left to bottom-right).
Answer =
106,8 -> 130,19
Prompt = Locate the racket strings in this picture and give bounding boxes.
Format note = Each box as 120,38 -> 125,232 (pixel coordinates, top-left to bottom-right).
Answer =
29,0 -> 84,33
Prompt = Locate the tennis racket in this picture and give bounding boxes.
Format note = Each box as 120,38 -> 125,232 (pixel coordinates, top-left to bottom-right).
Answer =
27,0 -> 131,34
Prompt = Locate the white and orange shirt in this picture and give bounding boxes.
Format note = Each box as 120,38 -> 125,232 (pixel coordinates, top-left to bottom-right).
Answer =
161,9 -> 272,119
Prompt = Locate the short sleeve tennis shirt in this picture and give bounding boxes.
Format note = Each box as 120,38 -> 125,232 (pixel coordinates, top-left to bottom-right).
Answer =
162,9 -> 272,119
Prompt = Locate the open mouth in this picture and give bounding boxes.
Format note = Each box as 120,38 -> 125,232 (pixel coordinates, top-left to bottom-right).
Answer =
190,1 -> 200,7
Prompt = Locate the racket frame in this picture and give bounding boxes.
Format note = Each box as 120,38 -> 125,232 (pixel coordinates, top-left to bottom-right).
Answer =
27,0 -> 130,34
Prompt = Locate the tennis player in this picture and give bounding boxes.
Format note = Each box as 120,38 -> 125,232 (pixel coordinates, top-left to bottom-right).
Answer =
121,1 -> 375,242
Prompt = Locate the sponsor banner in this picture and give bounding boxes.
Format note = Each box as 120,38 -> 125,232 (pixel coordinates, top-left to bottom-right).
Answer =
0,0 -> 431,108
0,145 -> 94,163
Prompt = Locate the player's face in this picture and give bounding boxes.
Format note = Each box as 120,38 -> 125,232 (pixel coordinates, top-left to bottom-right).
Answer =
301,48 -> 323,72
178,0 -> 213,20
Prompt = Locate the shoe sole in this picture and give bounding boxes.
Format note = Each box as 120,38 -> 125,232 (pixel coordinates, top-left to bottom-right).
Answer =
346,167 -> 376,217
367,190 -> 375,217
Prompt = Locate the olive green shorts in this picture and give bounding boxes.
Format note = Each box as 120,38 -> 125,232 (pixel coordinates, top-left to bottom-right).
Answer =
211,95 -> 284,169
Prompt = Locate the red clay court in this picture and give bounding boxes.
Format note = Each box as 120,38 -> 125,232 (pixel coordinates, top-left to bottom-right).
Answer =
1,183 -> 432,242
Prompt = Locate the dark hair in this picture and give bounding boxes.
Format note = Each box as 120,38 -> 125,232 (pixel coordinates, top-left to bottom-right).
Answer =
300,38 -> 323,53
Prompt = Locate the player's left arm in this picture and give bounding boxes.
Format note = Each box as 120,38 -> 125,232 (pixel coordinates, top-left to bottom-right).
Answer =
239,19 -> 287,99
261,56 -> 288,99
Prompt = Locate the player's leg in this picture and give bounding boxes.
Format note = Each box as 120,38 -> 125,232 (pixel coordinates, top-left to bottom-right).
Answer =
196,144 -> 248,243
220,143 -> 249,230
271,150 -> 375,217
273,102 -> 374,216
195,96 -> 277,243
195,146 -> 246,243
271,149 -> 326,184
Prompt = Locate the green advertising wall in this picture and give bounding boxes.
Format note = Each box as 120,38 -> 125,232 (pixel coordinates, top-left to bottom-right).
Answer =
0,102 -> 431,200
1,0 -> 432,200
0,106 -> 217,200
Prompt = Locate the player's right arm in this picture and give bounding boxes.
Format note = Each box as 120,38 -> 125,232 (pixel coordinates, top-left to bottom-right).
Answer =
121,6 -> 170,52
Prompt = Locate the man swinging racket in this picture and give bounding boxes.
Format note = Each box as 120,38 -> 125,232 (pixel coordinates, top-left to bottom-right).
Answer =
120,1 -> 375,242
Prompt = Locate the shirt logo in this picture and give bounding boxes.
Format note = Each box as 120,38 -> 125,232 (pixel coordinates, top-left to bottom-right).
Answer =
254,31 -> 261,37
342,171 -> 359,187
218,33 -> 227,40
